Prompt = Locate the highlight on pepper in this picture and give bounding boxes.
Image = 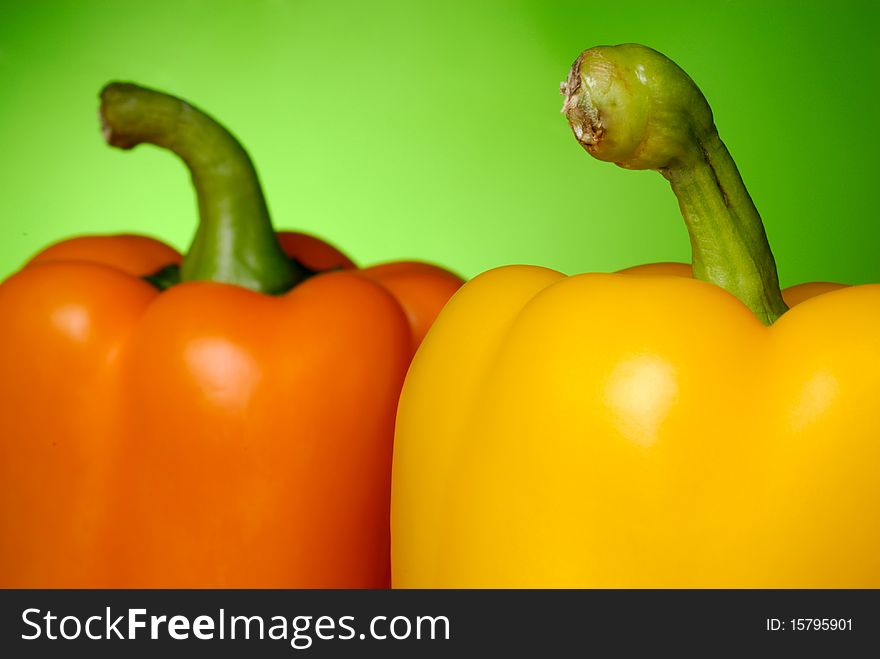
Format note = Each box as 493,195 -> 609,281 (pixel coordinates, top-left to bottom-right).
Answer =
391,44 -> 878,588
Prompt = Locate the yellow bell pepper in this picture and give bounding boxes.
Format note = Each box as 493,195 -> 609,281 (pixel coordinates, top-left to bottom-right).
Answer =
391,44 -> 880,587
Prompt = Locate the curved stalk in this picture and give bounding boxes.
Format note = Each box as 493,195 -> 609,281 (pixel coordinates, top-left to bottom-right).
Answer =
561,44 -> 788,325
100,82 -> 301,294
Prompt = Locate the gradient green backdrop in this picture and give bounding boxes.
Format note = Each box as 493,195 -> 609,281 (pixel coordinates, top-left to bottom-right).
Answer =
1,0 -> 877,286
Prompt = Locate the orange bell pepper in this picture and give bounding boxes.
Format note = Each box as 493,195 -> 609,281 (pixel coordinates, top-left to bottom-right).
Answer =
392,45 -> 878,587
0,82 -> 461,587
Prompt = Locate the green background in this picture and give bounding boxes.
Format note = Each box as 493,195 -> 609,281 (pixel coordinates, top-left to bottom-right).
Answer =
1,0 -> 877,285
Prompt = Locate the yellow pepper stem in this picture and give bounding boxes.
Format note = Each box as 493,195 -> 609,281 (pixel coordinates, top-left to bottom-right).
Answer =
560,44 -> 788,325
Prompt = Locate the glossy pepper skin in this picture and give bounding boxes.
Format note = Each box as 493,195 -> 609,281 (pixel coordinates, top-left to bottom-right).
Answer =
392,45 -> 879,588
0,83 -> 461,588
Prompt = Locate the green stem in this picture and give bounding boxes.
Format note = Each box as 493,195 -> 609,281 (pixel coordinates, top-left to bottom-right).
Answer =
560,44 -> 787,325
99,82 -> 301,294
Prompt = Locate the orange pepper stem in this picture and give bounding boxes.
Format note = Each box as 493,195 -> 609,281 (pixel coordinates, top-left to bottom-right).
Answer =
561,44 -> 788,325
100,82 -> 303,294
